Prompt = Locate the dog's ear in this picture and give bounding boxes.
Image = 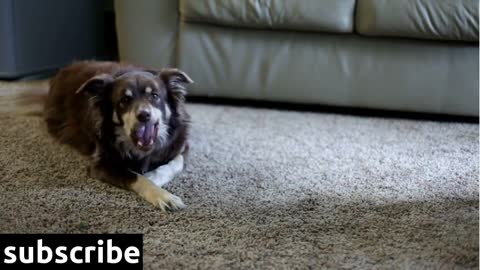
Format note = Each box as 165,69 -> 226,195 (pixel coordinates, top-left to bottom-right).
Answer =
75,74 -> 114,95
160,68 -> 194,97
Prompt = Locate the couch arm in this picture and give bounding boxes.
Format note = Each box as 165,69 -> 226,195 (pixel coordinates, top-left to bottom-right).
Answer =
115,0 -> 179,69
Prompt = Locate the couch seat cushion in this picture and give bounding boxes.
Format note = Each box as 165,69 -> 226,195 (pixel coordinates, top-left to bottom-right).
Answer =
356,0 -> 479,42
180,0 -> 356,34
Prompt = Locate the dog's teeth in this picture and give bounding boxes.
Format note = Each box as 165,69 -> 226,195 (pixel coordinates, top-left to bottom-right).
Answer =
138,141 -> 143,147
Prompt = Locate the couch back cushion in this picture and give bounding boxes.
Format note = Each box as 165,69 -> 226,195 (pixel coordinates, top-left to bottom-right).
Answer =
356,0 -> 479,42
180,0 -> 356,34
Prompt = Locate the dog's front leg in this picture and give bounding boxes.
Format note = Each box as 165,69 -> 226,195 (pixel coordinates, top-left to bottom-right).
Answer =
130,174 -> 186,211
144,155 -> 184,187
88,164 -> 185,211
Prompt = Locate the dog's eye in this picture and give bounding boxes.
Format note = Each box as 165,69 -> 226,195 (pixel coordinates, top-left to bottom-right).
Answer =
120,96 -> 131,104
152,93 -> 159,99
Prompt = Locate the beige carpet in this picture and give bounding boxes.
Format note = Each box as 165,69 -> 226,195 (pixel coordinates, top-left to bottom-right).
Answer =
0,81 -> 478,269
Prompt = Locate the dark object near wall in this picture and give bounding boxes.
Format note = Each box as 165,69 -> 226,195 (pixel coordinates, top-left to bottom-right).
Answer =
0,0 -> 105,79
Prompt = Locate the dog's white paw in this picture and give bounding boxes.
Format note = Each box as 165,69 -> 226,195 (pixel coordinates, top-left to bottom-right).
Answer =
163,193 -> 186,211
144,188 -> 186,212
132,176 -> 186,211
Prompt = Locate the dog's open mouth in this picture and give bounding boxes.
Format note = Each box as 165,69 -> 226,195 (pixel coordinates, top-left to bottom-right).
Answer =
131,122 -> 159,150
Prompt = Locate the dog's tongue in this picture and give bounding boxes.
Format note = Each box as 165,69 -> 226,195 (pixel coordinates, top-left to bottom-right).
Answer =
135,123 -> 155,146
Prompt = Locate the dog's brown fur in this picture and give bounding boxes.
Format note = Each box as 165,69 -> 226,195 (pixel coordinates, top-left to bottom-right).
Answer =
41,61 -> 193,210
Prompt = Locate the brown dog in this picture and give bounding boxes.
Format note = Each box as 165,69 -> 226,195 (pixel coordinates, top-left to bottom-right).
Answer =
44,61 -> 193,211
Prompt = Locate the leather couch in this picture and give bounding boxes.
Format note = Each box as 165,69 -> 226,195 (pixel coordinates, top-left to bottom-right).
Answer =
115,0 -> 479,117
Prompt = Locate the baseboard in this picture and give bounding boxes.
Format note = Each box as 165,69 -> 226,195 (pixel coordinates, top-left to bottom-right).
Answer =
187,96 -> 479,124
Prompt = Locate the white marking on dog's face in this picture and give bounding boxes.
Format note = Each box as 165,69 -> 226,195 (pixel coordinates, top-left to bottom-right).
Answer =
145,87 -> 152,94
139,104 -> 168,144
149,105 -> 169,144
148,105 -> 161,122
119,102 -> 168,150
125,89 -> 133,97
138,103 -> 151,115
164,104 -> 172,120
122,109 -> 137,138
112,110 -> 121,124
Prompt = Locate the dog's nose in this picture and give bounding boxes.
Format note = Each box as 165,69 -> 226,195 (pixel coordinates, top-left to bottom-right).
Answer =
137,110 -> 151,123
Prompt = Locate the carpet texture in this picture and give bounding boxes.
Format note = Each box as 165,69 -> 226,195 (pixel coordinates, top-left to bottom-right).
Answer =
0,82 -> 478,269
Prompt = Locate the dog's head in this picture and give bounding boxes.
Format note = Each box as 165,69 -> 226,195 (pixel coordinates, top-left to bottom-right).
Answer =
76,68 -> 193,156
